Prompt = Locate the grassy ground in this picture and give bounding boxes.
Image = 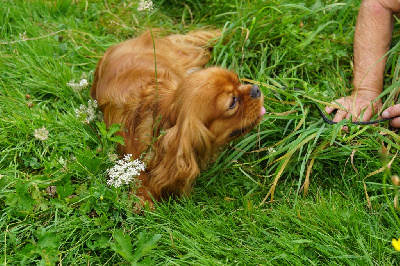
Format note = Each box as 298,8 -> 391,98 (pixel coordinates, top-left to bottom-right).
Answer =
1,0 -> 400,264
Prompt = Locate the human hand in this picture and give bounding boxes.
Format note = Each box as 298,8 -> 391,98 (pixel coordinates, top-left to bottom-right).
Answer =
382,104 -> 400,128
324,91 -> 382,123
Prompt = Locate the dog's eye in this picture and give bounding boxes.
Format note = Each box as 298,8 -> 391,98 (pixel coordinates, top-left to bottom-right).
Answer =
229,96 -> 238,109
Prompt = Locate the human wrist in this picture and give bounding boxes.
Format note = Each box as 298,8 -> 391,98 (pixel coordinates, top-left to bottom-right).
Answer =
351,86 -> 381,99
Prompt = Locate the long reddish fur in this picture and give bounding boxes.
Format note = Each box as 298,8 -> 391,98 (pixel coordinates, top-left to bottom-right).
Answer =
91,30 -> 264,206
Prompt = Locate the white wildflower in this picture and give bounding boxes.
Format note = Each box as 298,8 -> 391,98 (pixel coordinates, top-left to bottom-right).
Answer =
74,99 -> 102,123
107,154 -> 146,188
67,78 -> 89,93
34,127 -> 49,141
267,147 -> 276,154
138,0 -> 154,11
19,31 -> 28,40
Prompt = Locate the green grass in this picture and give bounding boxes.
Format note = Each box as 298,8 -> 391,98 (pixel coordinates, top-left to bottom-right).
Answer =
1,0 -> 400,264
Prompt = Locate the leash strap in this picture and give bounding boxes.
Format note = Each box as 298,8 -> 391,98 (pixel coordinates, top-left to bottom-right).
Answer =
313,103 -> 393,125
279,87 -> 397,125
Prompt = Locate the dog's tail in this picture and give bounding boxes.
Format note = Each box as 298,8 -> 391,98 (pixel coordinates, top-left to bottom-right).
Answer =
168,29 -> 222,48
166,29 -> 222,72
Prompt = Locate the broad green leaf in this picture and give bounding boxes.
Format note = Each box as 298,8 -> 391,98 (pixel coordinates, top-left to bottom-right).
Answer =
110,229 -> 134,262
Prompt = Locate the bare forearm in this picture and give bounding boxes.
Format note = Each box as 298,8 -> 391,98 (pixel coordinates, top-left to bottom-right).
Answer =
352,0 -> 396,95
325,0 -> 400,124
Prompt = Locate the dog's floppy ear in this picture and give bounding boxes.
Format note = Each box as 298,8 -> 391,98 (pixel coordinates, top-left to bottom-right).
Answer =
90,54 -> 105,100
149,116 -> 215,200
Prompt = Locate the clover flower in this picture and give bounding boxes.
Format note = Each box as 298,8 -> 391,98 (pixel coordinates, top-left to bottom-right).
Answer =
34,127 -> 49,141
67,78 -> 89,92
392,238 -> 400,251
106,154 -> 146,188
108,153 -> 119,162
138,0 -> 154,11
74,99 -> 102,123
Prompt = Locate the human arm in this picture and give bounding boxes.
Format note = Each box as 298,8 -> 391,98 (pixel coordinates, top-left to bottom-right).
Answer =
325,0 -> 400,123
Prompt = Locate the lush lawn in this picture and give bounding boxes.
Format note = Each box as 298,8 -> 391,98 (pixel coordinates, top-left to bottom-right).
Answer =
1,0 -> 400,264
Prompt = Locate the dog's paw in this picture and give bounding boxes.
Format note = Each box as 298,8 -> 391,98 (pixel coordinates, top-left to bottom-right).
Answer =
133,195 -> 155,214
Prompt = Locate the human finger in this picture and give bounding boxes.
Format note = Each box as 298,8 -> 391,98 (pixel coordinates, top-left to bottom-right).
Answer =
345,110 -> 361,122
382,104 -> 400,118
358,107 -> 374,122
341,125 -> 349,131
390,117 -> 400,128
332,109 -> 349,123
325,98 -> 346,114
325,106 -> 335,114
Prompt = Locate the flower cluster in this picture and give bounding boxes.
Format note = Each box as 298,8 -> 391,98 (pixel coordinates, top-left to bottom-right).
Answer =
106,154 -> 146,188
67,78 -> 89,93
138,0 -> 154,12
34,127 -> 49,141
74,99 -> 102,123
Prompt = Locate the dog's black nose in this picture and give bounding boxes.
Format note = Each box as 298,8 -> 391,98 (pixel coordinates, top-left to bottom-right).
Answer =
250,85 -> 261,99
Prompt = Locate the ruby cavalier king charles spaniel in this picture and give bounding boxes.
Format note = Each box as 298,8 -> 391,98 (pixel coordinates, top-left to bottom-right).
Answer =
91,30 -> 265,207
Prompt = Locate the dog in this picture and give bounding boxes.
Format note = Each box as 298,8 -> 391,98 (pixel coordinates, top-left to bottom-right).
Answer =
91,30 -> 265,206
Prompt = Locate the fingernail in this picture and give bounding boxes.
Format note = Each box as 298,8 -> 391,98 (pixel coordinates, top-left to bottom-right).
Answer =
382,111 -> 390,118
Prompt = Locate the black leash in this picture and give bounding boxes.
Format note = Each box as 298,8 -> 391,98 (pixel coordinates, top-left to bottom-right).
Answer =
313,103 -> 393,125
279,87 -> 396,125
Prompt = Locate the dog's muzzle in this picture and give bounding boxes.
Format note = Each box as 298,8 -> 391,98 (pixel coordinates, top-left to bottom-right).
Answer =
250,85 -> 261,99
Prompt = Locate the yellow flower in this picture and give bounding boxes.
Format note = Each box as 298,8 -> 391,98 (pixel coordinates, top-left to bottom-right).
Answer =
392,238 -> 400,251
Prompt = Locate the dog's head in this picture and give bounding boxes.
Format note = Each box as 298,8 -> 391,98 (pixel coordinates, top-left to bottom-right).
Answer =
168,67 -> 265,146
150,67 -> 265,198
